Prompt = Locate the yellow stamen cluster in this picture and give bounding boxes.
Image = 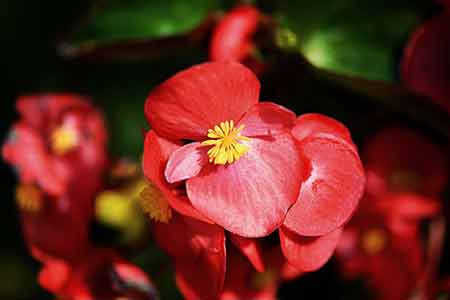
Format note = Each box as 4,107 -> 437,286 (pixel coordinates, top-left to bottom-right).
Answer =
16,184 -> 43,214
139,182 -> 172,223
51,126 -> 78,155
201,120 -> 251,165
362,228 -> 387,255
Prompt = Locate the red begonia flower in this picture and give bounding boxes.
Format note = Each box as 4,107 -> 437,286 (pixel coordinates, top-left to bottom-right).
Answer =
209,5 -> 264,73
401,9 -> 450,113
335,196 -> 425,300
363,128 -> 448,198
145,62 -> 303,238
3,94 -> 108,197
38,247 -> 157,300
143,63 -> 365,281
152,212 -> 226,300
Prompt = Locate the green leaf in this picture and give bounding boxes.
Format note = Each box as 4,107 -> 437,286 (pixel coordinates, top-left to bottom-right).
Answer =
272,0 -> 431,81
61,0 -> 220,60
72,0 -> 219,44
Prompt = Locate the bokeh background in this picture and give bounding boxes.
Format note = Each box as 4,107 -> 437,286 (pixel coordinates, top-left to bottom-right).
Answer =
1,0 -> 448,299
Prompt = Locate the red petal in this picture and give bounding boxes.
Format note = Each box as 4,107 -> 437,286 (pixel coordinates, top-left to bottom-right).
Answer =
379,193 -> 441,220
284,135 -> 365,236
16,93 -> 91,130
229,233 -> 265,272
165,142 -> 208,183
153,212 -> 225,261
292,114 -> 354,145
145,62 -> 260,140
279,226 -> 342,271
176,256 -> 226,300
2,124 -> 68,196
239,102 -> 296,137
221,248 -> 277,300
153,213 -> 226,300
401,12 -> 450,113
143,131 -> 211,223
187,133 -> 302,237
209,5 -> 260,62
263,246 -> 304,281
22,198 -> 91,260
38,258 -> 70,293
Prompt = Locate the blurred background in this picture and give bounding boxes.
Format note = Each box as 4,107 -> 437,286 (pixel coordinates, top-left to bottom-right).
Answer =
1,0 -> 448,299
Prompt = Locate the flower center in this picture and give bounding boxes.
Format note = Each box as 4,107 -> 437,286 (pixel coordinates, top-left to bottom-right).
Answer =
201,120 -> 251,165
16,184 -> 43,214
139,182 -> 172,223
389,169 -> 422,193
361,228 -> 387,255
51,126 -> 78,155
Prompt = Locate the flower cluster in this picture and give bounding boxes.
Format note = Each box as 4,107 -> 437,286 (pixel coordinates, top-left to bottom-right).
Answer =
142,61 -> 365,299
335,128 -> 448,300
2,95 -> 156,300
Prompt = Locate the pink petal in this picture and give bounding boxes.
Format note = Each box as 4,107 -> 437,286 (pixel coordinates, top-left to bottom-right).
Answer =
165,142 -> 208,183
145,62 -> 260,140
229,233 -> 265,272
292,113 -> 353,144
280,226 -> 342,271
143,131 -> 212,223
187,133 -> 303,237
239,102 -> 296,137
284,135 -> 365,236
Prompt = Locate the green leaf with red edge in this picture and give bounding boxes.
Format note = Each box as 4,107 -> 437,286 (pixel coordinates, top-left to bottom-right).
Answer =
271,0 -> 432,81
60,0 -> 221,61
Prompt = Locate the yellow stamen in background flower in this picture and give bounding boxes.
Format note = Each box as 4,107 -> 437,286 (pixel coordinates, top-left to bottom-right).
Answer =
361,228 -> 387,255
139,182 -> 172,223
251,269 -> 276,290
16,184 -> 43,214
201,120 -> 251,165
51,126 -> 78,155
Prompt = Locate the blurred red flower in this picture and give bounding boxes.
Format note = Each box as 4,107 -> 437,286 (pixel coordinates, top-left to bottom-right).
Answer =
336,196 -> 425,300
3,94 -> 108,197
364,128 -> 448,199
2,94 -> 109,260
401,6 -> 450,114
209,5 -> 265,73
36,246 -> 157,300
336,127 -> 447,300
142,62 -> 365,298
